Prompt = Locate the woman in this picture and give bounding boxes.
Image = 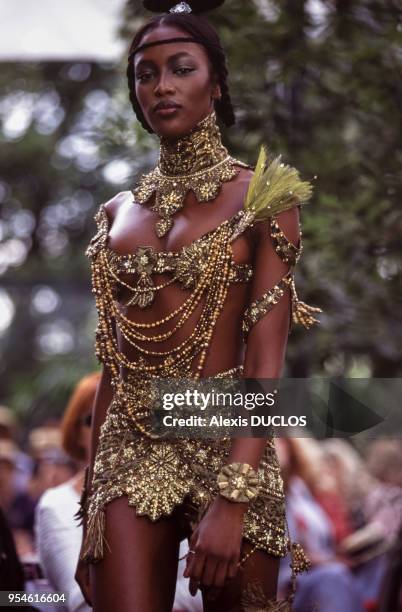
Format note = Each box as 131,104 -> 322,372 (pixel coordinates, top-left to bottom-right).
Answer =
76,2 -> 321,610
276,438 -> 365,612
36,372 -> 100,612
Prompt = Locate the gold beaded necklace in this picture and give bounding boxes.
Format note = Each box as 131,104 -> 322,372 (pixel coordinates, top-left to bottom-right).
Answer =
133,111 -> 249,237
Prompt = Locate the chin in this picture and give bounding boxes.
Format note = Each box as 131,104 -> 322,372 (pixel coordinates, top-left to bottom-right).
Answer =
157,125 -> 191,140
150,115 -> 202,140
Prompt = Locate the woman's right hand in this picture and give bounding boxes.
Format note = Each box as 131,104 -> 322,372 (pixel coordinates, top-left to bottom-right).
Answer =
75,557 -> 92,607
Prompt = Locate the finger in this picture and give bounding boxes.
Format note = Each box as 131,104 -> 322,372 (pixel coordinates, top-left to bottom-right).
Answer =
186,552 -> 207,596
183,549 -> 197,578
185,551 -> 205,580
189,577 -> 200,597
214,560 -> 229,588
189,529 -> 198,550
184,549 -> 206,581
227,557 -> 239,580
201,556 -> 219,588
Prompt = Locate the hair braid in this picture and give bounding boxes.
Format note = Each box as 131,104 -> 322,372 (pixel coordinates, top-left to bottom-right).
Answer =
126,13 -> 236,133
213,49 -> 235,127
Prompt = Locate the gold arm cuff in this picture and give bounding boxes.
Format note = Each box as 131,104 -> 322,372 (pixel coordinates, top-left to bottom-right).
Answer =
242,271 -> 293,340
217,462 -> 260,503
270,217 -> 303,266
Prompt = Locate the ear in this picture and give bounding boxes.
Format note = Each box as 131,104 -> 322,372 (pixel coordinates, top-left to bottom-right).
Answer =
214,84 -> 222,101
211,83 -> 222,101
209,67 -> 222,101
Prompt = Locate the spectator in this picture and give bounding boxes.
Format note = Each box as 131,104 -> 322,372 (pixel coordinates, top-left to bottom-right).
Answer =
0,507 -> 38,611
35,372 -> 100,612
276,437 -> 365,612
0,405 -> 33,492
365,439 -> 402,488
0,439 -> 36,557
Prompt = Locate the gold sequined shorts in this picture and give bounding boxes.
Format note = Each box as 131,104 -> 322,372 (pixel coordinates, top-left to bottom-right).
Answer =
82,367 -> 288,564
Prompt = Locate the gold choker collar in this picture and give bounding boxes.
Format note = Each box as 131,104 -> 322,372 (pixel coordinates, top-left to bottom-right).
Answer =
133,112 -> 248,237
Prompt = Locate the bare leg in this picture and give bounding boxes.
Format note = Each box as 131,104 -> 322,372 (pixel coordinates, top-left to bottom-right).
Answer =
90,496 -> 181,612
201,541 -> 280,612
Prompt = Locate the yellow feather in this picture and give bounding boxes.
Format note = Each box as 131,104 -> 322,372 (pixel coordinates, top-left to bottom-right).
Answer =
245,146 -> 313,220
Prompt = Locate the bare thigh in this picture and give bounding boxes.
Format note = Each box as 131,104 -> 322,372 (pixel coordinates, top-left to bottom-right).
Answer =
90,496 -> 181,612
201,542 -> 281,612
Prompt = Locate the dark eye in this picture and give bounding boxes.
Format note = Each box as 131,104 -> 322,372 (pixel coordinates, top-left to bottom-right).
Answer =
174,67 -> 194,76
136,72 -> 154,83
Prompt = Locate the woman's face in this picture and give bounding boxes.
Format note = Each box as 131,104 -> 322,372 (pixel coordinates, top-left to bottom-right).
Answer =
134,24 -> 220,139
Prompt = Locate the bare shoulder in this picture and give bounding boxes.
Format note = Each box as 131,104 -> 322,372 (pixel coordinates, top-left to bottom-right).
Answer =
236,166 -> 254,185
228,166 -> 254,209
252,203 -> 301,244
103,191 -> 133,222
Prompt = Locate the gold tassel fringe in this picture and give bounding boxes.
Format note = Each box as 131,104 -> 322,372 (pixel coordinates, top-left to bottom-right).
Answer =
291,277 -> 322,329
80,508 -> 108,564
292,300 -> 322,329
290,542 -> 312,575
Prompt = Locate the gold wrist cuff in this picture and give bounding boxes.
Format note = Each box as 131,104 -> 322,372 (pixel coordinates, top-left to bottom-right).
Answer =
217,462 -> 260,503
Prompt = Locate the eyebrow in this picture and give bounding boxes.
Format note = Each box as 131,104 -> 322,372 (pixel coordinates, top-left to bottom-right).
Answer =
135,51 -> 195,70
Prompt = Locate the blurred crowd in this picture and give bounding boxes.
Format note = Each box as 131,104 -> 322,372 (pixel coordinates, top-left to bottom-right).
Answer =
0,376 -> 401,612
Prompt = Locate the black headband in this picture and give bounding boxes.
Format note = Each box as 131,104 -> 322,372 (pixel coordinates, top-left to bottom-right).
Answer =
130,36 -> 220,58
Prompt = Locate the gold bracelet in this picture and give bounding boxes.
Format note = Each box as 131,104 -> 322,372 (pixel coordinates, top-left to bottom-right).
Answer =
217,462 -> 260,503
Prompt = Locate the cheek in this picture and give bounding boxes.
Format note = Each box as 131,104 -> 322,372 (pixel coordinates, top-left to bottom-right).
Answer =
186,71 -> 214,99
135,82 -> 147,106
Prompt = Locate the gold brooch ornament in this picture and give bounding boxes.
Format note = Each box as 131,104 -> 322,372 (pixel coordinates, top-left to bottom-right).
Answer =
217,462 -> 260,503
133,111 -> 249,237
125,246 -> 157,308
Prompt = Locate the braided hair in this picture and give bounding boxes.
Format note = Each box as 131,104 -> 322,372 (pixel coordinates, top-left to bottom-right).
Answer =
127,13 -> 235,134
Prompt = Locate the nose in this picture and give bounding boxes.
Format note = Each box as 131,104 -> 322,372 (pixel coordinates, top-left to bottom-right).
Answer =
154,70 -> 175,97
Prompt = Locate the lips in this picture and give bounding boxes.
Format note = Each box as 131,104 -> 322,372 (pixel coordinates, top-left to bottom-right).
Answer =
153,101 -> 181,114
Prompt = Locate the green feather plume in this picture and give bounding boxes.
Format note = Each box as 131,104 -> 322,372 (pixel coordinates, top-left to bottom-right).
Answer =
245,146 -> 313,221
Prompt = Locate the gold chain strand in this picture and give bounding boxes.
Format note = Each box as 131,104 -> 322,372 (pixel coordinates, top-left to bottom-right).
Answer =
104,251 -> 213,330
91,223 -> 232,380
112,248 -> 219,343
109,226 -> 226,341
126,262 -> 223,369
112,261 -> 212,335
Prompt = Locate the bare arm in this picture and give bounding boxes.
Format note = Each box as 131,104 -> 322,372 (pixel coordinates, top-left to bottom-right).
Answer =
185,207 -> 301,594
75,195 -> 119,602
88,365 -> 114,486
226,206 -> 301,469
75,365 -> 114,605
